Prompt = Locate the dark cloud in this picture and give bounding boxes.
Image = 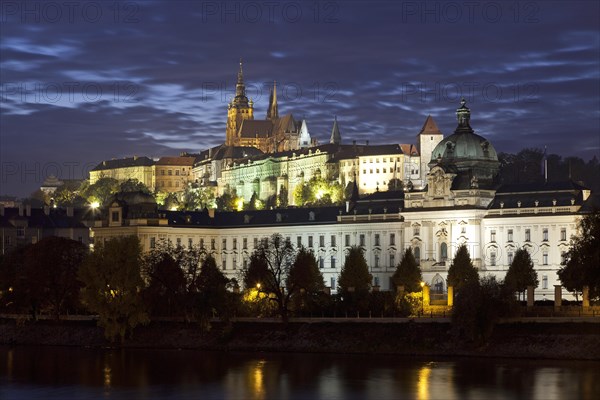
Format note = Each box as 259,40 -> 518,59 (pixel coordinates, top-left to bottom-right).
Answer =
1,0 -> 599,196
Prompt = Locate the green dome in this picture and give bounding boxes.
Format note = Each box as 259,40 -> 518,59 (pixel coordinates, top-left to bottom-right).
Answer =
428,99 -> 500,188
431,130 -> 498,163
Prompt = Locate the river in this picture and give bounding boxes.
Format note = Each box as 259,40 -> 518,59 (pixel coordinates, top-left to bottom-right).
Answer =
1,346 -> 599,399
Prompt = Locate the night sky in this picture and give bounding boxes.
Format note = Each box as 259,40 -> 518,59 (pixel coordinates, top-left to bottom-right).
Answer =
1,0 -> 599,197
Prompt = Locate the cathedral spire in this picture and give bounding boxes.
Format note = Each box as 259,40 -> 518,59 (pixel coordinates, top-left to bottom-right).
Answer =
236,58 -> 246,98
329,116 -> 342,144
455,98 -> 473,133
267,80 -> 278,120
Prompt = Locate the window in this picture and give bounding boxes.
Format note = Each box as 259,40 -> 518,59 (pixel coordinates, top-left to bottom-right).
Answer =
491,230 -> 496,242
211,239 -> 215,250
374,255 -> 380,268
168,170 -> 172,176
319,235 -> 325,247
243,238 -> 247,249
490,251 -> 496,266
150,237 -> 156,249
508,229 -> 513,242
161,170 -> 165,176
543,228 -> 548,241
176,238 -> 181,247
222,238 -> 227,250
440,242 -> 448,260
561,251 -> 567,265
561,228 -> 567,241
222,259 -> 227,270
374,234 -> 380,246
111,211 -> 119,222
345,234 -> 350,247
390,233 -> 395,246
175,170 -> 180,176
319,257 -> 324,269
413,225 -> 420,237
525,229 -> 531,242
308,236 -> 313,248
330,277 -> 336,289
374,276 -> 380,287
543,252 -> 548,265
254,238 -> 258,248
331,235 -> 336,248
16,227 -> 24,238
200,238 -> 204,249
233,256 -> 237,270
331,256 -> 336,269
508,252 -> 514,265
542,275 -> 548,290
359,234 -> 365,246
188,238 -> 193,249
233,238 -> 237,250
243,258 -> 247,269
414,247 -> 421,264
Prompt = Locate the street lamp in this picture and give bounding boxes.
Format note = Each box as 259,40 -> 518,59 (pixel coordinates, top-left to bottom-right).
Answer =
420,281 -> 425,316
256,283 -> 261,291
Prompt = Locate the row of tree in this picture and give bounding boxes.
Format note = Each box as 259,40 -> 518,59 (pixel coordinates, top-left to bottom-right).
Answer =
1,211 -> 597,343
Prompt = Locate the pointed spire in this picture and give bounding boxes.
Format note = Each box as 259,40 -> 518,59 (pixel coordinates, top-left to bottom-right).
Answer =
267,80 -> 278,120
455,98 -> 473,133
329,116 -> 342,144
418,115 -> 442,136
235,58 -> 246,98
299,119 -> 311,148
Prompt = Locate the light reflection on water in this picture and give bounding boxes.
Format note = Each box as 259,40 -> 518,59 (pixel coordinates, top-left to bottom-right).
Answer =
1,346 -> 600,400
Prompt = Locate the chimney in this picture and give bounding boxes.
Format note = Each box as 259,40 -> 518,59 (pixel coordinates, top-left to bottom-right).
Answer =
25,204 -> 31,217
0,204 -> 4,217
43,205 -> 50,215
18,204 -> 23,216
134,155 -> 138,160
67,207 -> 74,217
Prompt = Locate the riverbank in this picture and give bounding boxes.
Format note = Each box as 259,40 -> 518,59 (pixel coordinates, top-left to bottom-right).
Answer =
1,318 -> 599,360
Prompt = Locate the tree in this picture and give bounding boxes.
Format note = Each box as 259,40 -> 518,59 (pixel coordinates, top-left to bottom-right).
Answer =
452,276 -> 517,344
82,177 -> 120,206
53,180 -> 86,207
277,185 -> 288,208
142,244 -> 187,317
287,247 -> 325,314
387,178 -> 403,192
287,247 -> 325,293
338,246 -> 372,295
391,248 -> 422,293
558,210 -> 600,300
505,248 -> 539,300
293,176 -> 344,207
195,255 -> 230,320
120,179 -> 152,194
24,237 -> 87,319
338,246 -> 372,313
242,234 -> 295,322
447,245 -> 479,292
179,183 -> 215,210
78,236 -> 149,343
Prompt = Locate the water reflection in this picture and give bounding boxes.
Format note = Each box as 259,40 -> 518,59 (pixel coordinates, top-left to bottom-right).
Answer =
1,346 -> 600,400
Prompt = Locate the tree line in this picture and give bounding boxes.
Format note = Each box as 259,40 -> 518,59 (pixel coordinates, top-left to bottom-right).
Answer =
1,211 -> 598,343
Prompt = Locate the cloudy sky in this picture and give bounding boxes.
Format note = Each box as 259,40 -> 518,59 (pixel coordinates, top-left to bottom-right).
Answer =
1,0 -> 599,196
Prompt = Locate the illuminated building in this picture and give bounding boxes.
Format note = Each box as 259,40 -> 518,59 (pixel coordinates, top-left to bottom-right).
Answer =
90,100 -> 596,300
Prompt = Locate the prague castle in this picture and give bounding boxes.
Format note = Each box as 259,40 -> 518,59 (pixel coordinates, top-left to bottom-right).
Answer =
84,76 -> 597,300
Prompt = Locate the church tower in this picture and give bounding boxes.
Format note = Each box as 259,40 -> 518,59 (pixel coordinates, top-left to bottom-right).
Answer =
417,115 -> 444,185
266,81 -> 278,120
329,116 -> 342,144
226,59 -> 254,146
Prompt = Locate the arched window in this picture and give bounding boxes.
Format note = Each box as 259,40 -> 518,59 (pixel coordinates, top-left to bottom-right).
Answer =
414,246 -> 421,265
440,242 -> 448,260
